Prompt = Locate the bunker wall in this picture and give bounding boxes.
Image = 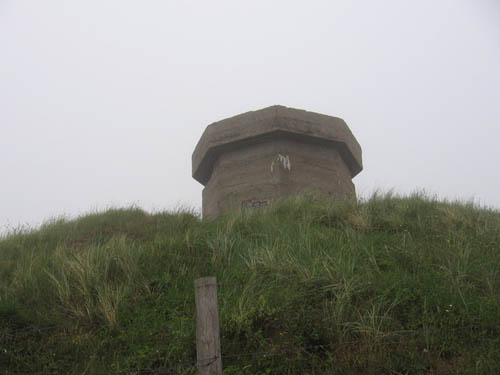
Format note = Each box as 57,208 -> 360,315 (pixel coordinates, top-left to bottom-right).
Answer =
202,138 -> 354,218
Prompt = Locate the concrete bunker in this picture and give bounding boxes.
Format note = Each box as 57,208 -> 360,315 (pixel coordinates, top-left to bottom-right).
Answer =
192,105 -> 363,218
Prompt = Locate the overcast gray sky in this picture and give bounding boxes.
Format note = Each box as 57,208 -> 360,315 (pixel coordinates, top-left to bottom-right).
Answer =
1,0 -> 499,234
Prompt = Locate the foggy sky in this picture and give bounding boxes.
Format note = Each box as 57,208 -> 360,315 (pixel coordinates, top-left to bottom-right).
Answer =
1,0 -> 499,235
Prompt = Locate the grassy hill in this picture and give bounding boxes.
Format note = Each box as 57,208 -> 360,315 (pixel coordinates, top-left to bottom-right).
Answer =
0,193 -> 499,374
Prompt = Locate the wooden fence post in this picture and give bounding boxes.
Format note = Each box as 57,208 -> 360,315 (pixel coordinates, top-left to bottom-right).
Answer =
195,277 -> 222,375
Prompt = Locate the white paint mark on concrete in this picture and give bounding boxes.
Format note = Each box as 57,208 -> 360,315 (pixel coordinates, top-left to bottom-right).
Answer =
278,154 -> 291,171
271,154 -> 291,173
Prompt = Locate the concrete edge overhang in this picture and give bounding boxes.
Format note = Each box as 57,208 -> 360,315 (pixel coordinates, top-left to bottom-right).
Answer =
192,105 -> 363,186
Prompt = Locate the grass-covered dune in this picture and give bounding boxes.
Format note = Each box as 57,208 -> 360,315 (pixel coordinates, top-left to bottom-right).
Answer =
1,193 -> 499,374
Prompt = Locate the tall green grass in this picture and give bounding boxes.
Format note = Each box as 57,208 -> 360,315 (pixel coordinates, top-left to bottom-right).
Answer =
0,193 -> 499,374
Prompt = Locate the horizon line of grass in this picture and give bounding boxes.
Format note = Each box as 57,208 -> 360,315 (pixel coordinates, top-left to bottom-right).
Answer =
2,188 -> 498,241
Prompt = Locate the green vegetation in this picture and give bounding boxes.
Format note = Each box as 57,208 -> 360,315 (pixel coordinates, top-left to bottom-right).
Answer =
0,193 -> 499,374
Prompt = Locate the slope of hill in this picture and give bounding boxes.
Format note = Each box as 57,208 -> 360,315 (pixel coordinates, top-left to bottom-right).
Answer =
0,193 -> 499,374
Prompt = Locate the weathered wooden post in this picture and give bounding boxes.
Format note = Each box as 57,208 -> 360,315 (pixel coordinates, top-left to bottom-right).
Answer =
195,277 -> 222,375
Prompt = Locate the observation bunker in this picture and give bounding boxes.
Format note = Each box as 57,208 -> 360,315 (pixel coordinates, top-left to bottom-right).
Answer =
192,105 -> 363,218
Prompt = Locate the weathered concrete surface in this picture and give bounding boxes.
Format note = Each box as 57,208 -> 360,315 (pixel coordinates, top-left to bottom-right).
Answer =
192,105 -> 363,218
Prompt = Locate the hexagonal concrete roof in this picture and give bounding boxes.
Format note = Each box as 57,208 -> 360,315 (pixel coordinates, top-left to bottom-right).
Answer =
192,105 -> 362,185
